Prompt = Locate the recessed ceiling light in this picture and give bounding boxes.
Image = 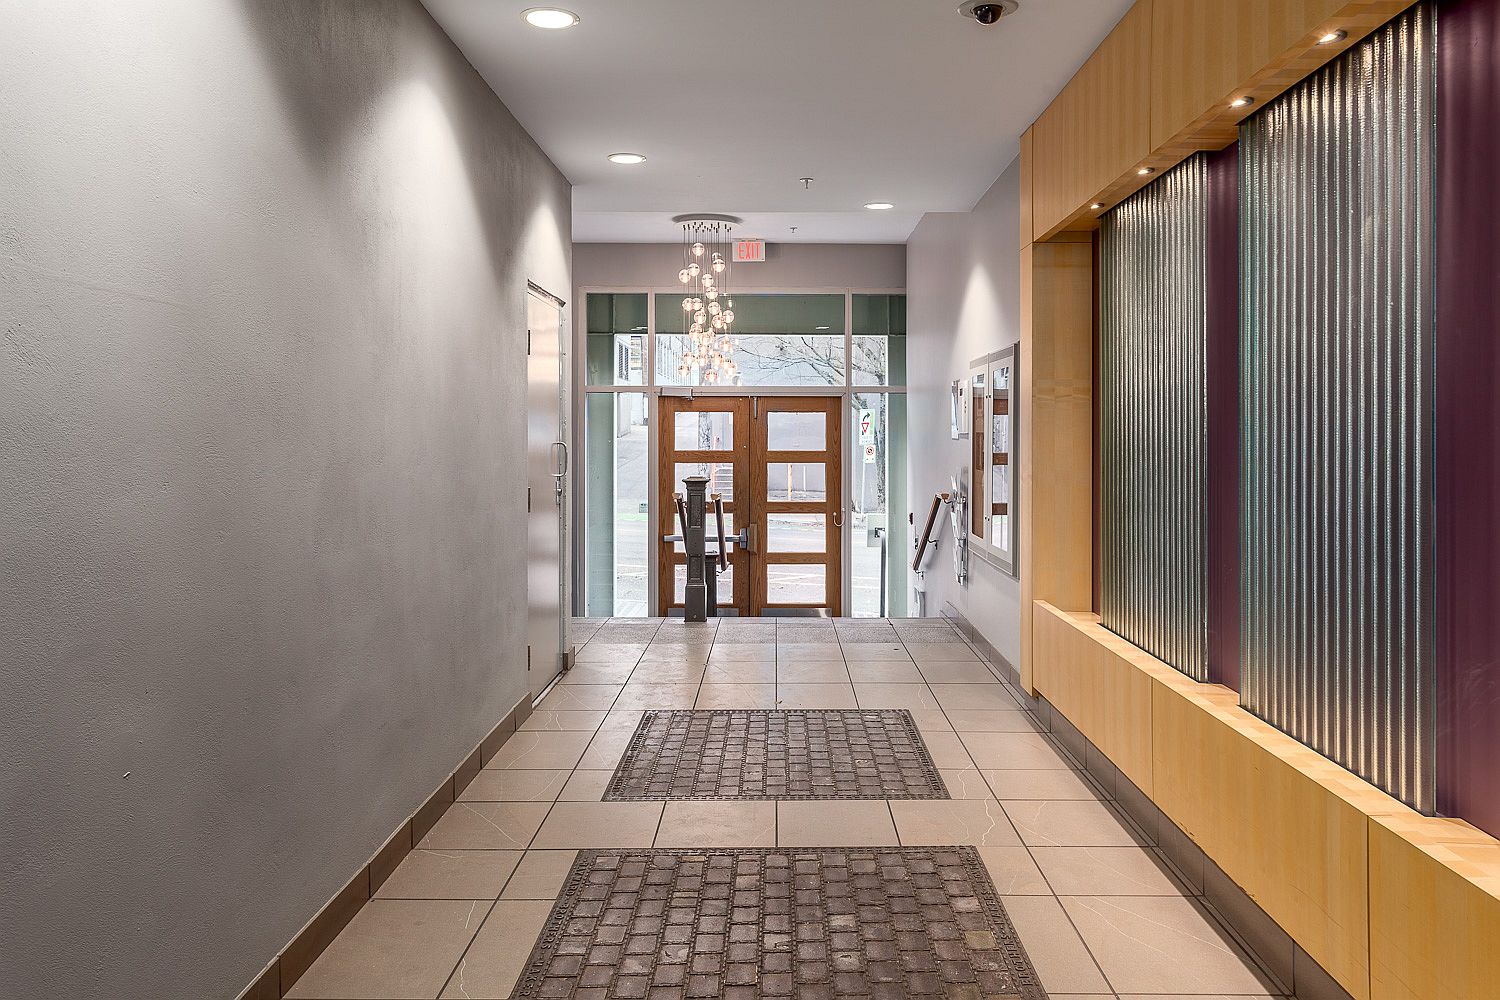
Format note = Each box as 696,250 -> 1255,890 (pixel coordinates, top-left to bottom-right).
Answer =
607,152 -> 647,165
864,202 -> 895,211
1136,167 -> 1155,176
1318,29 -> 1347,44
1090,202 -> 1104,210
1230,96 -> 1255,109
522,7 -> 579,29
815,326 -> 831,331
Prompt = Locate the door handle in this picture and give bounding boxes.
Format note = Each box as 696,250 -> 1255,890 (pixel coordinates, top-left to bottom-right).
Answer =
551,440 -> 568,502
744,523 -> 758,554
833,510 -> 844,528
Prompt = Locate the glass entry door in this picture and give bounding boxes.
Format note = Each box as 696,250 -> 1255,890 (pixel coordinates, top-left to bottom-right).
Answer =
751,397 -> 843,616
655,395 -> 843,617
657,395 -> 750,615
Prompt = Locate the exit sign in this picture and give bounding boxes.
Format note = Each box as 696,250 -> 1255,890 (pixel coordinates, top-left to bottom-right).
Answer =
734,239 -> 765,262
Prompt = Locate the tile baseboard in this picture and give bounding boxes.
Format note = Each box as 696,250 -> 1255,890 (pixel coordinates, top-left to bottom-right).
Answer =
235,692 -> 535,1000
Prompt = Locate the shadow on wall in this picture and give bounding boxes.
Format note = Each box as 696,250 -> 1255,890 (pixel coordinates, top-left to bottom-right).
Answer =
235,0 -> 566,297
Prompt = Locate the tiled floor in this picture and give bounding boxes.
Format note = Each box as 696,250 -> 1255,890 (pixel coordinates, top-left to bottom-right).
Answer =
289,618 -> 1288,1000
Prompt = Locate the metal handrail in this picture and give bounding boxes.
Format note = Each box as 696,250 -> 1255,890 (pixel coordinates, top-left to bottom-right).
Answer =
912,492 -> 951,572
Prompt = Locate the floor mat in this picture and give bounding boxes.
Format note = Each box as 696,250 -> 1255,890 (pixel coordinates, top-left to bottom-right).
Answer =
511,847 -> 1048,1000
605,710 -> 950,801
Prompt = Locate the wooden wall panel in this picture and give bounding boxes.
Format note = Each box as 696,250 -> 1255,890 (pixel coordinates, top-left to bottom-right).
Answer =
1029,0 -> 1153,238
1032,603 -> 1153,793
1370,815 -> 1500,1000
1018,128 -> 1034,248
1150,0 -> 1417,153
1018,237 -> 1094,693
1151,665 -> 1379,998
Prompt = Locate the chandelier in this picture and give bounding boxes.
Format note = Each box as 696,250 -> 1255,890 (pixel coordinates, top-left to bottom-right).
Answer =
672,214 -> 740,385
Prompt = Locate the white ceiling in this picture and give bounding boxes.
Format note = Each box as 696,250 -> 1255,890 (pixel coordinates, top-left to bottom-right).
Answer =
421,0 -> 1133,243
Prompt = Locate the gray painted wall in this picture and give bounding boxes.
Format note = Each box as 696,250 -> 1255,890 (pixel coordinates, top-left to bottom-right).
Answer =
0,3 -> 570,998
905,160 -> 1023,665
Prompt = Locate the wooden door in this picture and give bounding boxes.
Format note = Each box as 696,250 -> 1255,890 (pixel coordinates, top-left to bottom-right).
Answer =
656,395 -> 750,615
749,396 -> 843,616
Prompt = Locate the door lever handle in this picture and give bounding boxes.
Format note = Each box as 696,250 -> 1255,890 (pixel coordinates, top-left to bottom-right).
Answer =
744,523 -> 758,554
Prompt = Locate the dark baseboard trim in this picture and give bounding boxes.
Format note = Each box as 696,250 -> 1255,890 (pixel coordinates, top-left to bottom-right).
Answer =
940,604 -> 1352,1000
235,692 -> 536,1000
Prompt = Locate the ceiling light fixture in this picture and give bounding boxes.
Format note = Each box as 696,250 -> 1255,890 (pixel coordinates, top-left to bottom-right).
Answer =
864,202 -> 895,211
671,214 -> 742,386
607,152 -> 647,165
522,7 -> 579,29
1136,167 -> 1155,176
1090,202 -> 1104,210
1318,29 -> 1347,44
1230,96 -> 1255,109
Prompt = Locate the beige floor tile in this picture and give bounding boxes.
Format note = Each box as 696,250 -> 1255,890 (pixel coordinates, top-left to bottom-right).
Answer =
575,725 -> 637,770
285,899 -> 485,999
500,849 -> 578,900
460,768 -> 569,802
611,682 -> 701,710
531,801 -> 665,848
639,643 -> 712,664
776,660 -> 852,683
919,730 -> 978,769
573,642 -> 646,663
774,683 -> 858,709
1000,895 -> 1112,995
519,709 -> 608,732
946,709 -> 1043,733
599,708 -> 646,730
838,642 -> 911,660
975,845 -> 1051,894
628,660 -> 707,684
704,659 -> 777,683
777,800 -> 897,846
916,660 -> 999,684
1030,847 -> 1187,895
536,684 -> 621,712
419,802 -> 550,851
776,643 -> 847,662
908,708 -> 955,732
1002,800 -> 1146,847
654,800 -> 777,848
890,799 -> 1021,846
853,682 -> 942,711
375,849 -> 521,900
558,769 -> 614,801
960,731 -> 1078,769
707,642 -> 776,662
438,900 -> 553,999
938,769 -> 996,800
906,642 -> 982,662
982,768 -> 1103,800
843,659 -> 926,683
1061,895 -> 1278,995
695,682 -> 777,709
560,659 -> 636,685
931,683 -> 1022,712
1118,995 -> 1288,1000
485,730 -> 593,770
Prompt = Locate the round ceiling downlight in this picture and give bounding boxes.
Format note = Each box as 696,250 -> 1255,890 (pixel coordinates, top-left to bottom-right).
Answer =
864,202 -> 895,211
607,152 -> 647,165
522,7 -> 580,29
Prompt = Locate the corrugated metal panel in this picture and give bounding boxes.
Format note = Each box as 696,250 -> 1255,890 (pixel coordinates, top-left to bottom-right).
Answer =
1099,155 -> 1210,681
1239,4 -> 1436,812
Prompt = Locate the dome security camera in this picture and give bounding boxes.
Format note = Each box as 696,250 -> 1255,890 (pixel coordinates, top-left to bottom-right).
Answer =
958,0 -> 1019,25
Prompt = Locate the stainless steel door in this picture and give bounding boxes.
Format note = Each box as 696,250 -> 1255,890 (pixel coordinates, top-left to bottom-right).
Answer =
527,288 -> 568,699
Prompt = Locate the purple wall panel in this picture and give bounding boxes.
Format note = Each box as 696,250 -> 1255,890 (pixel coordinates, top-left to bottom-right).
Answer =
1206,144 -> 1241,692
1437,0 -> 1500,836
